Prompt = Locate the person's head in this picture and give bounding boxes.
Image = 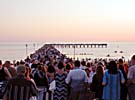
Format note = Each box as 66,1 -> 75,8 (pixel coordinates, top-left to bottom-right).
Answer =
16,61 -> 20,66
4,61 -> 10,67
96,65 -> 104,82
131,55 -> 135,65
0,60 -> 2,65
108,61 -> 118,74
0,60 -> 2,68
81,60 -> 86,66
20,60 -> 25,65
74,60 -> 80,68
66,64 -> 71,73
118,59 -> 124,65
48,65 -> 55,73
66,64 -> 71,70
17,65 -> 26,75
86,62 -> 91,68
57,61 -> 64,70
37,63 -> 42,70
97,62 -> 103,66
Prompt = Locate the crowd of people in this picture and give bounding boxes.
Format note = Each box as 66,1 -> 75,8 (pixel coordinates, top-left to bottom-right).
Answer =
0,44 -> 135,100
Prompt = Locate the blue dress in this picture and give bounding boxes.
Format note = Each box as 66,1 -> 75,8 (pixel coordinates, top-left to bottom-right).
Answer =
102,70 -> 125,100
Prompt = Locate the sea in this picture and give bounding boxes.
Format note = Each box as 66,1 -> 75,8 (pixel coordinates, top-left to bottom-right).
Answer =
0,42 -> 135,62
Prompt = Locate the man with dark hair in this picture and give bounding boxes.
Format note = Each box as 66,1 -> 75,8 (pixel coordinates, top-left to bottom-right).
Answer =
0,60 -> 11,80
80,60 -> 87,70
66,60 -> 88,100
3,65 -> 38,100
4,61 -> 17,77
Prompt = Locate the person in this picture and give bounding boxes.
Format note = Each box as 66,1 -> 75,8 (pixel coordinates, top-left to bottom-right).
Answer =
0,60 -> 12,81
4,61 -> 17,77
3,65 -> 38,100
34,63 -> 48,100
53,61 -> 68,100
0,60 -> 12,99
65,64 -> 71,74
90,65 -> 104,100
80,60 -> 87,70
65,64 -> 71,100
85,68 -> 91,84
47,65 -> 56,100
127,55 -> 135,100
118,59 -> 128,100
65,60 -> 88,100
102,61 -> 125,100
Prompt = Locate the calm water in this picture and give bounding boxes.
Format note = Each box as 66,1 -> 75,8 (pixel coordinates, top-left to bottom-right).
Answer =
0,42 -> 135,62
0,42 -> 44,62
56,42 -> 135,61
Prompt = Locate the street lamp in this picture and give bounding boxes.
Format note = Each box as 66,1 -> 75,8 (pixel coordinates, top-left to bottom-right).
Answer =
25,44 -> 28,57
73,44 -> 76,60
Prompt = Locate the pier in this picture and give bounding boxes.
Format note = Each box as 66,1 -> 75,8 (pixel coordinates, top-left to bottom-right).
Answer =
44,43 -> 107,48
44,43 -> 107,60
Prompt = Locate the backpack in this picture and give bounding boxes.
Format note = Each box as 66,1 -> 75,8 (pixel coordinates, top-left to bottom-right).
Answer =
34,70 -> 48,87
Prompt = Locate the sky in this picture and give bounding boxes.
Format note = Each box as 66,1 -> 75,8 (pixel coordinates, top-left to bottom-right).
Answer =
0,0 -> 135,42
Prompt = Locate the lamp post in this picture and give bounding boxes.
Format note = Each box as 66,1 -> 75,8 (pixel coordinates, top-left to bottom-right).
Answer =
73,44 -> 76,60
25,44 -> 28,57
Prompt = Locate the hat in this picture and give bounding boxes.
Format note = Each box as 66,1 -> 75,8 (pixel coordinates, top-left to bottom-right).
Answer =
17,65 -> 26,73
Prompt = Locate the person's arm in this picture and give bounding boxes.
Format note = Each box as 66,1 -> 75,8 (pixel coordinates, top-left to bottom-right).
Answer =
119,71 -> 125,84
127,67 -> 133,84
102,71 -> 107,86
30,81 -> 39,96
65,71 -> 72,84
3,94 -> 7,100
83,70 -> 88,83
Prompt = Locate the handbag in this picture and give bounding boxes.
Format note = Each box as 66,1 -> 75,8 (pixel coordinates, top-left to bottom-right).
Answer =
49,80 -> 56,92
29,96 -> 37,100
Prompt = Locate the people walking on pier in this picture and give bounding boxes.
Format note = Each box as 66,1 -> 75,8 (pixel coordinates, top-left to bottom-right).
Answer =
1,44 -> 133,100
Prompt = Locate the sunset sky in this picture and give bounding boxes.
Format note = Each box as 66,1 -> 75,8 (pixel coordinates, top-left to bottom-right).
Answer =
0,0 -> 135,42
